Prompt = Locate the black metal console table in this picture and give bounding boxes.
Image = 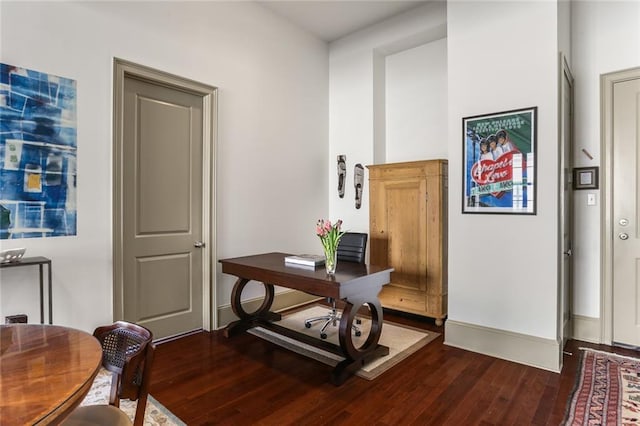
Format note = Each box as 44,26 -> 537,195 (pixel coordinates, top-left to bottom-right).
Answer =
0,256 -> 52,324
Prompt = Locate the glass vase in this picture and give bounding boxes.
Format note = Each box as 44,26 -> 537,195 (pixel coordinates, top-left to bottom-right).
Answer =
325,249 -> 337,275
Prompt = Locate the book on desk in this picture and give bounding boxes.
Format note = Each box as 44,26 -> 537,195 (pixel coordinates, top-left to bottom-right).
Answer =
284,254 -> 325,268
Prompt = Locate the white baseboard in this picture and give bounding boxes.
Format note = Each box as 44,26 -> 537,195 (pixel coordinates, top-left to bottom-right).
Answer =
571,314 -> 600,343
216,290 -> 320,329
444,319 -> 561,372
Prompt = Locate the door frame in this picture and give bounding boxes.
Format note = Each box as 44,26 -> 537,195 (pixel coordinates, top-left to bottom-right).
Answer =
558,53 -> 574,349
112,58 -> 217,332
601,66 -> 640,345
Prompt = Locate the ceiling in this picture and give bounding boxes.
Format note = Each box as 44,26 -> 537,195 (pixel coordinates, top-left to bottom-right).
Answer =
259,1 -> 429,42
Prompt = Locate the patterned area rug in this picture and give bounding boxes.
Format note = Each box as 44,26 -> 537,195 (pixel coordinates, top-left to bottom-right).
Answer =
564,348 -> 640,425
80,368 -> 185,426
248,304 -> 440,380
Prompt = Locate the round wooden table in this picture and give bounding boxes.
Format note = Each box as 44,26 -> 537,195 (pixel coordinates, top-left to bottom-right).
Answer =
0,324 -> 102,425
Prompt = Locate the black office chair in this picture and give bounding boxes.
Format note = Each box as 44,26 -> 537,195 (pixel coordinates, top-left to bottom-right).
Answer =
304,232 -> 368,339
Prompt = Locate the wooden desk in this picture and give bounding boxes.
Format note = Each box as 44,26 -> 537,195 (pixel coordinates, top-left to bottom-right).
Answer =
0,257 -> 53,324
0,324 -> 102,425
219,252 -> 393,385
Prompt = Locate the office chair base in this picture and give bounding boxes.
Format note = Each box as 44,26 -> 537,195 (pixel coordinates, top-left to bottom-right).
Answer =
304,311 -> 361,339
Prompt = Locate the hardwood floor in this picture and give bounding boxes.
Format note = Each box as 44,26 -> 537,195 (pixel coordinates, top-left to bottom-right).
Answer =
148,308 -> 640,425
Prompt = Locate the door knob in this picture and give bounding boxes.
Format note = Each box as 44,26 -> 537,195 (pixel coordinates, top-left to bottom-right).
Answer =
619,233 -> 629,240
563,249 -> 573,256
194,241 -> 206,248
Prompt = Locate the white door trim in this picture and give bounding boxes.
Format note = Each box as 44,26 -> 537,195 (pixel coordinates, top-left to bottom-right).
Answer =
600,66 -> 640,345
113,58 -> 217,331
558,53 -> 574,349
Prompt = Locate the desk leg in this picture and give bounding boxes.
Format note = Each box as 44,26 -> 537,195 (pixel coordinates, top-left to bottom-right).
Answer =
39,264 -> 44,324
224,278 -> 281,338
47,262 -> 52,324
331,299 -> 389,386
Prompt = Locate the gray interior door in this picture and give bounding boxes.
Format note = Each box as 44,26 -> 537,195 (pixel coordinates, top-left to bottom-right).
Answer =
612,76 -> 640,346
121,75 -> 204,339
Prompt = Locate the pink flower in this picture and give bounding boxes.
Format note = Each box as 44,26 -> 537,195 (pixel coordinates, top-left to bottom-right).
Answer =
316,219 -> 328,237
316,219 -> 346,254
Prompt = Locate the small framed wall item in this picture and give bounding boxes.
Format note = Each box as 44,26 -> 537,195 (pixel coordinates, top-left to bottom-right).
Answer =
573,166 -> 599,190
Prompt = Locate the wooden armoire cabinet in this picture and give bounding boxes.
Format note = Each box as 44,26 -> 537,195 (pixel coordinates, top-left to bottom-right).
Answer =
367,160 -> 448,326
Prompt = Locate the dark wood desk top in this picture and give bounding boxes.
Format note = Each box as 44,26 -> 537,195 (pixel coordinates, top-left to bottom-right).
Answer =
0,324 -> 102,425
219,252 -> 392,300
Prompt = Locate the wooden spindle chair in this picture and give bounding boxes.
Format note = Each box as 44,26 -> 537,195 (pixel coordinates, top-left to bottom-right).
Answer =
63,321 -> 155,426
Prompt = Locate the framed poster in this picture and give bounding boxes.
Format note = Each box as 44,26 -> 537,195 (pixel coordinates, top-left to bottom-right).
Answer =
462,106 -> 537,215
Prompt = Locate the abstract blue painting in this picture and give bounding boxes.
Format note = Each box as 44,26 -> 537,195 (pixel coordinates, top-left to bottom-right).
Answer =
0,63 -> 77,239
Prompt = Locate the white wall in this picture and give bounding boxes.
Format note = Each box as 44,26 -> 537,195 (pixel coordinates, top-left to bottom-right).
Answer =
386,39 -> 448,163
447,1 -> 559,340
329,0 -> 562,369
0,1 -> 329,332
571,1 -> 640,320
329,1 -> 447,233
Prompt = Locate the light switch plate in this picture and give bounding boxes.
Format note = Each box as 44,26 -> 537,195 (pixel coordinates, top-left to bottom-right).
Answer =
587,193 -> 596,206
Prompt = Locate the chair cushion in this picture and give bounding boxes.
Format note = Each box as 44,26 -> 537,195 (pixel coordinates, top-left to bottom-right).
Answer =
62,404 -> 132,426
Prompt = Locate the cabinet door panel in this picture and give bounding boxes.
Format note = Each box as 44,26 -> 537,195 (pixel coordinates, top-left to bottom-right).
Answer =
383,180 -> 427,292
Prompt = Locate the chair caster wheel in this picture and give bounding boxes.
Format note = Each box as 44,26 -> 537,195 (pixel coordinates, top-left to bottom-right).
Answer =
321,333 -> 327,339
356,319 -> 362,325
304,322 -> 311,328
355,331 -> 362,337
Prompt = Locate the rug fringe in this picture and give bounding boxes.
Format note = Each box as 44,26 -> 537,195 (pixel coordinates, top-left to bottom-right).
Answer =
561,348 -> 588,426
578,346 -> 640,362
